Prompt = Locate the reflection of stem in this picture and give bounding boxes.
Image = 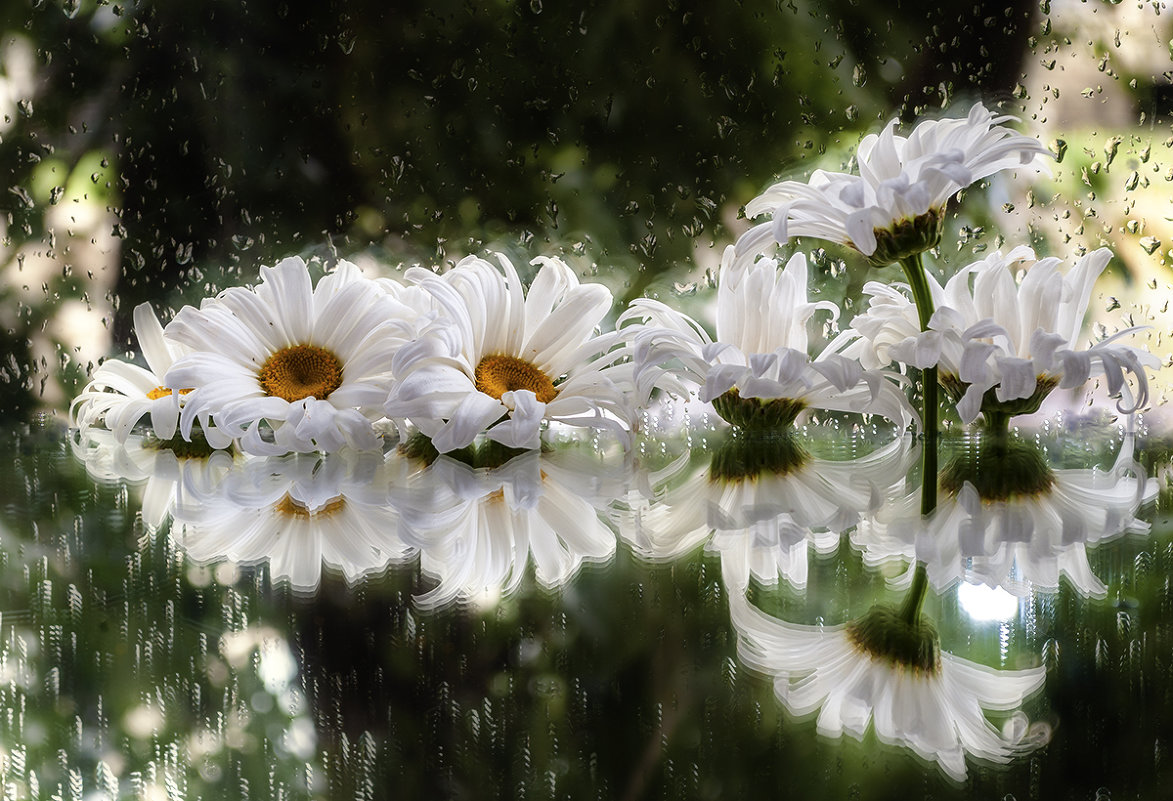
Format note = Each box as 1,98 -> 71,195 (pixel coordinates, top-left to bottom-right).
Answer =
982,411 -> 1012,437
899,252 -> 938,518
899,563 -> 929,625
620,622 -> 690,801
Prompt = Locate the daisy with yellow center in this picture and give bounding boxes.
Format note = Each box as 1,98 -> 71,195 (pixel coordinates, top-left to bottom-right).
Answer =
70,302 -> 232,449
165,257 -> 423,455
384,253 -> 636,452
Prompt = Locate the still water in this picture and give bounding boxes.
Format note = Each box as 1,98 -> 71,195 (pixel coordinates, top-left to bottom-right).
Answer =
0,411 -> 1169,800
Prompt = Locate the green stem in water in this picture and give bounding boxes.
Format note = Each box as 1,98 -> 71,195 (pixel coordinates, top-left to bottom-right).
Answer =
895,252 -> 938,625
898,253 -> 938,518
898,562 -> 930,625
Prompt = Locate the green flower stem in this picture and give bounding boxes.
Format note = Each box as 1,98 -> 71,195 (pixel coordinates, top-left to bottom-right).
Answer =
898,252 -> 938,518
896,251 -> 938,626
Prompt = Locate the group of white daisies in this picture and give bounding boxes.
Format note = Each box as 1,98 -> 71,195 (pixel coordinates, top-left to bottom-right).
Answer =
71,103 -> 1158,455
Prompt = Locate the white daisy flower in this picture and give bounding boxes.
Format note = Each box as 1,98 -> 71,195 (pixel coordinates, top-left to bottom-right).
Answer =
833,246 -> 1157,425
729,592 -> 1049,782
165,257 -> 423,455
620,246 -> 914,430
384,253 -> 636,452
736,102 -> 1051,265
390,445 -> 622,610
619,432 -> 914,591
852,432 -> 1155,599
70,303 -> 232,448
171,449 -> 413,593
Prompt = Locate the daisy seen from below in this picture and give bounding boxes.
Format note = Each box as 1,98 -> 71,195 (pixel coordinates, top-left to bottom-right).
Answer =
165,257 -> 424,455
831,246 -> 1157,427
384,253 -> 636,452
728,591 -> 1049,782
70,302 -> 232,449
735,102 -> 1051,267
620,246 -> 914,431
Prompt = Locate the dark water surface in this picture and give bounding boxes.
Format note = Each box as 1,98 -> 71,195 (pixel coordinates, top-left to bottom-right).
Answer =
1,414 -> 1171,800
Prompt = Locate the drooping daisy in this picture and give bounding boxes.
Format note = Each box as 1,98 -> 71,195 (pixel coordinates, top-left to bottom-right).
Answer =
736,102 -> 1051,266
728,591 -> 1049,782
384,253 -> 636,452
619,430 -> 914,591
165,257 -> 423,455
389,445 -> 623,610
171,449 -> 413,593
620,246 -> 914,431
832,246 -> 1157,426
70,302 -> 232,449
852,431 -> 1155,598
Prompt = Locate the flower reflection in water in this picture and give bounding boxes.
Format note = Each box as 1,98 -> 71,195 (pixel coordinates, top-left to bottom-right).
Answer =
70,427 -> 236,531
853,431 -> 1155,598
622,430 -> 914,591
728,592 -> 1049,782
391,442 -> 623,610
171,449 -> 413,593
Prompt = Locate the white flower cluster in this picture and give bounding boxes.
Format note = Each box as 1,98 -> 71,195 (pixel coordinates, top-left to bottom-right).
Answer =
71,101 -> 1157,457
64,100 -> 1165,788
71,246 -> 921,456
74,253 -> 647,456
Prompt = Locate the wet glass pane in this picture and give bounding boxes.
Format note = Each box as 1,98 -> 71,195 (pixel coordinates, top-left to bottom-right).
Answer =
3,1 -> 1173,799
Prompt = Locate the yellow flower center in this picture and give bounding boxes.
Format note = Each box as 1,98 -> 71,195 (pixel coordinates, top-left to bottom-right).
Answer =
274,493 -> 346,519
474,355 -> 558,404
258,345 -> 343,402
146,386 -> 193,400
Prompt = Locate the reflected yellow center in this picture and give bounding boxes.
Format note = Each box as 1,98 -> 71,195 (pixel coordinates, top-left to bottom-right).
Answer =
474,355 -> 558,403
274,493 -> 346,519
258,345 -> 343,402
146,386 -> 193,400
